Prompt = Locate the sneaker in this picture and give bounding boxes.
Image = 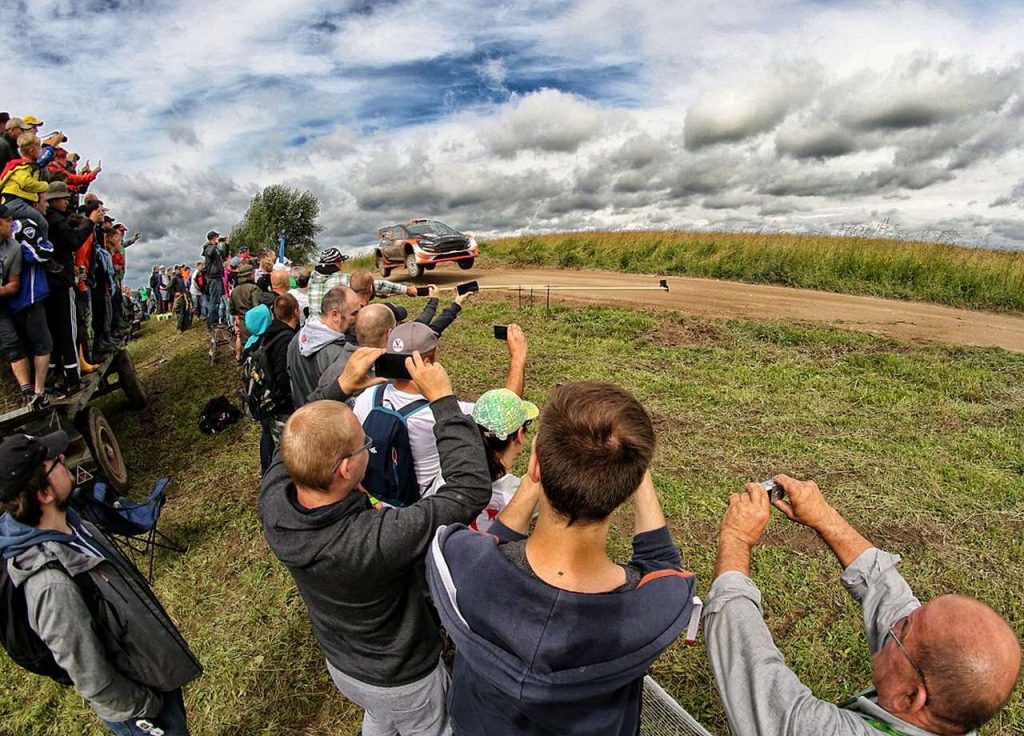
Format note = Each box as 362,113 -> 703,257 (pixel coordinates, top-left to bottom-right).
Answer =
20,387 -> 35,406
29,393 -> 50,411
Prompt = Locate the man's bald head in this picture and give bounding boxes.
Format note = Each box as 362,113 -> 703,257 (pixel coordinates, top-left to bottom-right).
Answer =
355,304 -> 396,349
877,594 -> 1021,733
280,401 -> 363,492
270,269 -> 290,294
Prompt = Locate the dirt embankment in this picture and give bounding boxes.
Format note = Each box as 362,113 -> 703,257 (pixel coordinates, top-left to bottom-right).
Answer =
400,265 -> 1024,353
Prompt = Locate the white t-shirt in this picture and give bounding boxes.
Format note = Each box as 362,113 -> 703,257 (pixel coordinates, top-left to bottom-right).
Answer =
288,288 -> 309,326
425,471 -> 521,532
353,384 -> 474,493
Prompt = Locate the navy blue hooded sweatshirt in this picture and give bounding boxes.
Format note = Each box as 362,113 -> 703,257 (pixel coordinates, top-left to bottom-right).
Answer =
426,521 -> 698,736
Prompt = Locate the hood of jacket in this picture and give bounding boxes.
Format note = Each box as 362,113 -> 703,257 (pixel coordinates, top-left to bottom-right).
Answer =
297,315 -> 346,358
426,524 -> 696,705
259,457 -> 369,569
0,511 -> 105,584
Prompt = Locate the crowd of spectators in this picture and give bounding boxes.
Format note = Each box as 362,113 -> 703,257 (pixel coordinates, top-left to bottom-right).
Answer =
0,220 -> 1021,736
0,111 -> 139,409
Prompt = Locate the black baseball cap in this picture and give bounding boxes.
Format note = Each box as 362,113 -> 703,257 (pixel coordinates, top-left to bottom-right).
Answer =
206,230 -> 219,240
0,431 -> 68,501
0,203 -> 11,220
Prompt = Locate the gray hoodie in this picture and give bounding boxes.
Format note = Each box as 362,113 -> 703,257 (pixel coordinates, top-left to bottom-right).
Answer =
286,315 -> 349,408
1,513 -> 202,722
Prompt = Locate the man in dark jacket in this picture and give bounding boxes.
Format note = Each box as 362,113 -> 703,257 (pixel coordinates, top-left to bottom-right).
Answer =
44,182 -> 96,391
252,294 -> 299,474
426,382 -> 700,736
260,350 -> 492,736
286,285 -> 360,408
201,231 -> 225,327
0,431 -> 202,734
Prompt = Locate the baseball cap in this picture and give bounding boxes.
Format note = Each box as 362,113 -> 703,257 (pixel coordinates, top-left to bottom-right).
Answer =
0,203 -> 12,219
472,389 -> 539,440
0,431 -> 68,502
388,322 -> 438,355
206,230 -> 219,241
5,118 -> 30,132
20,115 -> 43,127
317,247 -> 347,266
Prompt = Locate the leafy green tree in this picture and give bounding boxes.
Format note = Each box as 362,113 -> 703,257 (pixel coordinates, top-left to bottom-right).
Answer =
230,185 -> 324,264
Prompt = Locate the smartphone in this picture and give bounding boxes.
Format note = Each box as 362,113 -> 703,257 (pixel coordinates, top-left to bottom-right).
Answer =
374,352 -> 412,380
455,280 -> 479,296
760,479 -> 785,502
415,286 -> 431,297
493,325 -> 508,340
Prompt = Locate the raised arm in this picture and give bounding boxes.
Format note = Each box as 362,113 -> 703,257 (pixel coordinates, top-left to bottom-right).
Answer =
503,323 -> 527,397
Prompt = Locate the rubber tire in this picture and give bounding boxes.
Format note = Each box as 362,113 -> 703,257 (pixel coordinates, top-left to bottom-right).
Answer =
82,406 -> 130,493
116,349 -> 148,408
376,253 -> 392,278
457,258 -> 475,270
424,263 -> 436,271
405,253 -> 423,279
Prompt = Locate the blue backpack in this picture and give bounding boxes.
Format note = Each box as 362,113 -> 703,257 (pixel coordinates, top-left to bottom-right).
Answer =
361,385 -> 430,507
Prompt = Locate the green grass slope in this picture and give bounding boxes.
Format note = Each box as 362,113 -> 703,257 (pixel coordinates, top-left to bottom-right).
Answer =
481,231 -> 1024,312
1,304 -> 1022,734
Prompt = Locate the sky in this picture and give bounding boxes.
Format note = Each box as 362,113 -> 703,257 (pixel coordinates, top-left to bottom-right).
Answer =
7,0 -> 1024,285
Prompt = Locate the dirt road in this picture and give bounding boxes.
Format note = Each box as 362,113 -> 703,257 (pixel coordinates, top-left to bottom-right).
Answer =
404,265 -> 1024,353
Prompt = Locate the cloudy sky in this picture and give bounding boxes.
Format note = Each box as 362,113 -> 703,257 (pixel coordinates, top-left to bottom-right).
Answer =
8,0 -> 1024,284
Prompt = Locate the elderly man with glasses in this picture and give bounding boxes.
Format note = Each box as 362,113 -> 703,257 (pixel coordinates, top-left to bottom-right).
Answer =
259,347 -> 492,736
704,475 -> 1021,736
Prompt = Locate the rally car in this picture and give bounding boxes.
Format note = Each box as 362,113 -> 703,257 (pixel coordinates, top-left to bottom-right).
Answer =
375,219 -> 478,278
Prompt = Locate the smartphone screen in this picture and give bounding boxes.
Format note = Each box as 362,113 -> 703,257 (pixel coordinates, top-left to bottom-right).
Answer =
493,325 -> 508,340
415,286 -> 431,297
455,280 -> 479,296
374,352 -> 412,380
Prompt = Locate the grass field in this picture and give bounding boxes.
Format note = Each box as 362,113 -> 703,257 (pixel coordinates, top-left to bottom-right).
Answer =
480,230 -> 1024,312
1,299 -> 1022,735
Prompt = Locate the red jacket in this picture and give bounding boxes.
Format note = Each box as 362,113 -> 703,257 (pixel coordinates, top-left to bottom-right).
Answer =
47,162 -> 98,193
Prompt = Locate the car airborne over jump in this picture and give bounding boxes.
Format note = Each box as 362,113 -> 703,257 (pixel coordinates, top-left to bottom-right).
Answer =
375,219 -> 479,278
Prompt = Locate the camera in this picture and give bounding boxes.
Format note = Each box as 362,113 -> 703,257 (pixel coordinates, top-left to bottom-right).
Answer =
760,479 -> 785,502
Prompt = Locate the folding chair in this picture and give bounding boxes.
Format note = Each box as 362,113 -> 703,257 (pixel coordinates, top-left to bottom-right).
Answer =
640,676 -> 715,736
72,478 -> 185,582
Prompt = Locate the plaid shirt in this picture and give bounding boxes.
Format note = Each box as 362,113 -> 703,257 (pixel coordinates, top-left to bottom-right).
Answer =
307,270 -> 409,317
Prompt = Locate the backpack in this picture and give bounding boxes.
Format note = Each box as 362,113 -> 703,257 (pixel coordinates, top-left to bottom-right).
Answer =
240,331 -> 291,420
198,395 -> 241,435
0,558 -> 99,686
361,385 -> 430,507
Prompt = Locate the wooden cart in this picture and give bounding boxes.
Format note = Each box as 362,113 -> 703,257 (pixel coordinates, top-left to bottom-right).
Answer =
0,348 -> 147,493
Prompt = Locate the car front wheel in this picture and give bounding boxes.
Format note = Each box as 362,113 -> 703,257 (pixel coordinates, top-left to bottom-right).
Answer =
405,253 -> 423,279
457,258 -> 475,270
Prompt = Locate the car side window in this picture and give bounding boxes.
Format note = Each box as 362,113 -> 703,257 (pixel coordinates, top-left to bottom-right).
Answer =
393,226 -> 408,240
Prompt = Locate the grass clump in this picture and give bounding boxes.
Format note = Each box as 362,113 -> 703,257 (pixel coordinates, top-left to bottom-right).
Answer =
1,306 -> 1022,734
481,230 -> 1024,312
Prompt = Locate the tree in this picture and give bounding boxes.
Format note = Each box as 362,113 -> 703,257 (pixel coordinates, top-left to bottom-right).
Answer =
230,185 -> 324,264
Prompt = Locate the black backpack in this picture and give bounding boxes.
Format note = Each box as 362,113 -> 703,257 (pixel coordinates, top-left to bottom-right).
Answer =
198,395 -> 241,435
240,332 -> 291,420
0,558 -> 99,685
361,385 -> 429,507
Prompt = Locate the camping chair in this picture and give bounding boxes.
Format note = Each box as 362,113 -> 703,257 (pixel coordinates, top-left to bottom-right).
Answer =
640,676 -> 714,736
72,478 -> 185,582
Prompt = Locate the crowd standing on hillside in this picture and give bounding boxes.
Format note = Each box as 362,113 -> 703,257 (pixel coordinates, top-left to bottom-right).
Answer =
0,208 -> 1022,735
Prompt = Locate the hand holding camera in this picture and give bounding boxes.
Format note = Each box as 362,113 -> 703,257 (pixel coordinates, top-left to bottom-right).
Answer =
505,323 -> 527,360
767,475 -> 834,531
405,351 -> 453,403
337,347 -> 387,396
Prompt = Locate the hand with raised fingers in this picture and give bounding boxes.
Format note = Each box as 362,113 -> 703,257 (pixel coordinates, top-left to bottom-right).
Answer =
770,474 -> 835,531
405,350 -> 453,402
338,347 -> 387,396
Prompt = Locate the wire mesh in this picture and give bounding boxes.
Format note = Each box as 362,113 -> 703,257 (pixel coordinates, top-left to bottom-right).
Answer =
640,676 -> 715,736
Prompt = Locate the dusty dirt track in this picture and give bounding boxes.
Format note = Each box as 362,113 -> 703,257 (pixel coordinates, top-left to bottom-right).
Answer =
399,265 -> 1024,353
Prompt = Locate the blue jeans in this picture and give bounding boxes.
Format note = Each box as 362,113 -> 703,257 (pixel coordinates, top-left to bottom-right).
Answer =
206,279 -> 224,326
103,689 -> 189,735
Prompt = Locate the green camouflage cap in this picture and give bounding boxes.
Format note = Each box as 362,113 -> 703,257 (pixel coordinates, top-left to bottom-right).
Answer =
472,389 -> 539,440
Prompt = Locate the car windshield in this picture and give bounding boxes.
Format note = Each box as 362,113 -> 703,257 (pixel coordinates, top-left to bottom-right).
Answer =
407,221 -> 457,236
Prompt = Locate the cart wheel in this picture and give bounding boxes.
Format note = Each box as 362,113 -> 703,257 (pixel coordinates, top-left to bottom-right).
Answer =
82,407 -> 130,493
116,349 -> 148,409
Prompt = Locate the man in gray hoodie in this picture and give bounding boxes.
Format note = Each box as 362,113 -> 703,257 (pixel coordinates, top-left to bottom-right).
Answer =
286,285 -> 360,408
260,349 -> 492,736
0,431 -> 202,734
705,475 -> 1021,736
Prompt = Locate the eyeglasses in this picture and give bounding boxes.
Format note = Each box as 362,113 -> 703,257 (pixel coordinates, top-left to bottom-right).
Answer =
332,436 -> 375,475
44,454 -> 66,481
887,614 -> 929,695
